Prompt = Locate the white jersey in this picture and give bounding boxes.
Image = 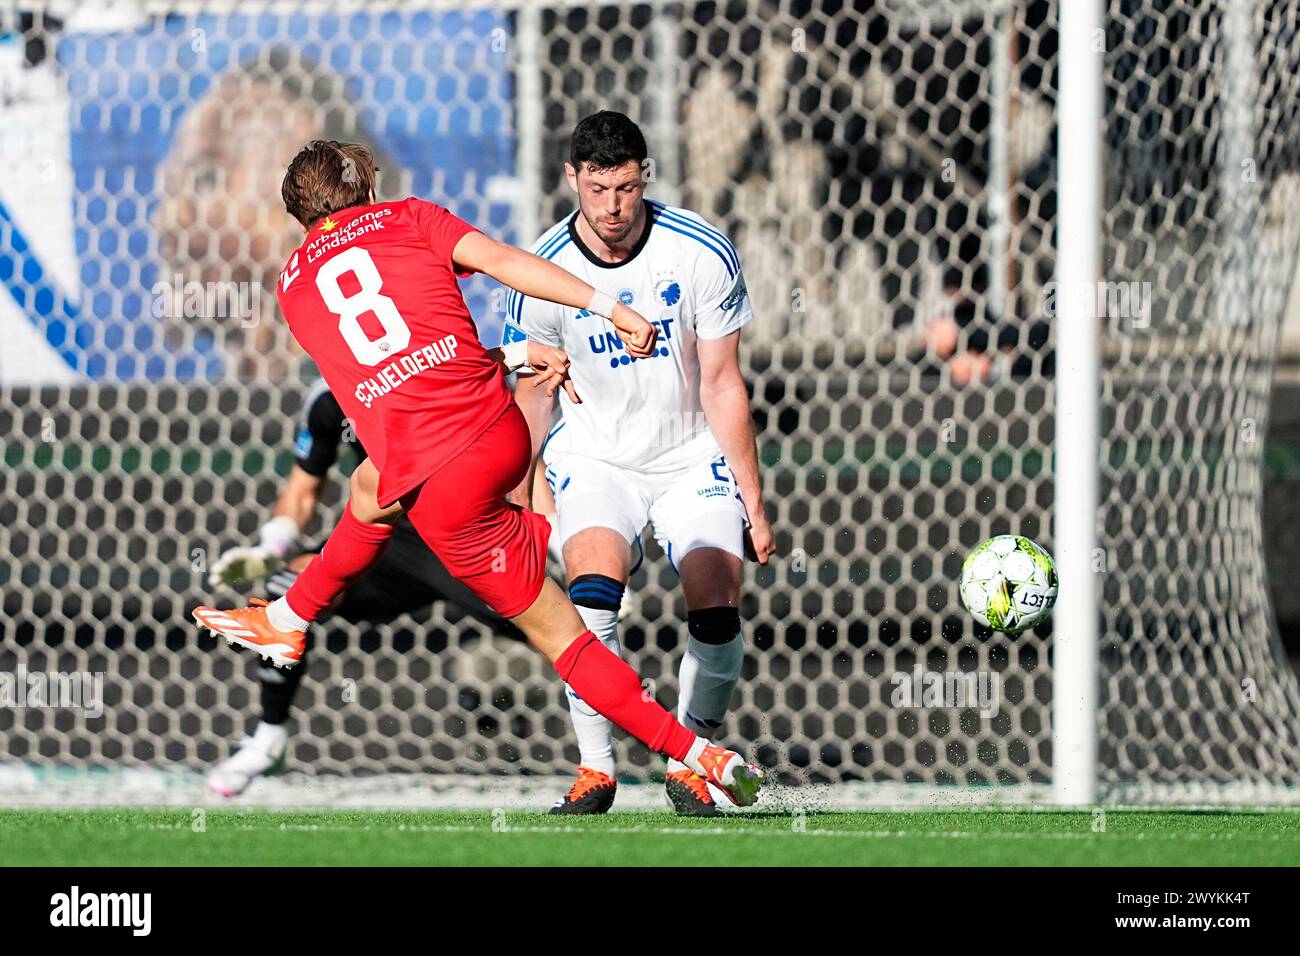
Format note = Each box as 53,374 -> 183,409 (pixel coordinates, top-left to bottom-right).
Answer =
502,200 -> 753,474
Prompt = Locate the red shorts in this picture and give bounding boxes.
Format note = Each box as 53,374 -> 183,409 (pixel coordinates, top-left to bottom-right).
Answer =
398,402 -> 551,618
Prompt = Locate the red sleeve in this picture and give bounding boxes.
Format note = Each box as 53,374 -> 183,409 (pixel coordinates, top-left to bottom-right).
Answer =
407,197 -> 480,276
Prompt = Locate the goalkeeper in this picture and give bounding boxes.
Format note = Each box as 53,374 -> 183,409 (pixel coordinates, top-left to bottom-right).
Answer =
205,379 -> 510,796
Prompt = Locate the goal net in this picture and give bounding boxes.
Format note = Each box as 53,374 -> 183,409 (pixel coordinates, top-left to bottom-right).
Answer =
1,0 -> 1298,804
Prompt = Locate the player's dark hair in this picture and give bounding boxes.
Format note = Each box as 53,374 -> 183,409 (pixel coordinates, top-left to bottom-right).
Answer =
569,111 -> 648,172
281,139 -> 379,228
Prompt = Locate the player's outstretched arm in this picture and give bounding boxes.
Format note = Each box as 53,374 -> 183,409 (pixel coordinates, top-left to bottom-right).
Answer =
697,330 -> 776,565
452,231 -> 658,358
208,466 -> 322,586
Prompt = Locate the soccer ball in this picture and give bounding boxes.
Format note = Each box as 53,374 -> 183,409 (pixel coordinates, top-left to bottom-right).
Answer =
959,535 -> 1058,632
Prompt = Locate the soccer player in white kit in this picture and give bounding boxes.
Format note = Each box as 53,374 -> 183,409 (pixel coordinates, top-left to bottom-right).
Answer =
505,112 -> 776,815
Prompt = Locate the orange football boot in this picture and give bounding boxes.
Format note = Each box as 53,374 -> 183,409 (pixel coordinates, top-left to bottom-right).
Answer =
665,767 -> 718,817
549,766 -> 617,815
192,597 -> 305,669
693,744 -> 764,807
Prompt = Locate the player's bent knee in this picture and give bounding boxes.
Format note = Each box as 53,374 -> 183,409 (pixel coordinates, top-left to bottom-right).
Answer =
686,606 -> 741,644
562,526 -> 633,581
678,545 -> 742,607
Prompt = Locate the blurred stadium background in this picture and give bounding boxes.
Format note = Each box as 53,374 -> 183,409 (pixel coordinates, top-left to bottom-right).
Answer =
1,0 -> 1299,807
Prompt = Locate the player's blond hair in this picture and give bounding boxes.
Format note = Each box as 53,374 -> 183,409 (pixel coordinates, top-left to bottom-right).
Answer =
281,139 -> 378,228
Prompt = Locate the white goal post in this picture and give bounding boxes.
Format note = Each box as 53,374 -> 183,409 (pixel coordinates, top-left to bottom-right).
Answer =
1052,0 -> 1103,806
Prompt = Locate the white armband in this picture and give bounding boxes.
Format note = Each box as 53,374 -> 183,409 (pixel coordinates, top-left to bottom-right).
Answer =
500,339 -> 530,373
257,515 -> 300,559
587,289 -> 617,318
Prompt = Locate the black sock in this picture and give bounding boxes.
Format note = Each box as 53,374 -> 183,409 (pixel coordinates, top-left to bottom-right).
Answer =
258,648 -> 308,726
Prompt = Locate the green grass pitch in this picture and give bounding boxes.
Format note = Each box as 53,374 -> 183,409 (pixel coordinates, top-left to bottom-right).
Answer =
2,808 -> 1298,866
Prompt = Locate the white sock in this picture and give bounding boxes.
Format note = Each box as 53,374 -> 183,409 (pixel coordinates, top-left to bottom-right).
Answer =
677,633 -> 744,738
251,720 -> 289,754
564,603 -> 620,777
266,596 -> 309,633
682,736 -> 711,777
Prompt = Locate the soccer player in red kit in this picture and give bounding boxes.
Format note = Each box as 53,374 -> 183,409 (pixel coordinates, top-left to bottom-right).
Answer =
193,140 -> 763,805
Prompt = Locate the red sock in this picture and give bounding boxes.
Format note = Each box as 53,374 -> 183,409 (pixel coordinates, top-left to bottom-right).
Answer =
284,503 -> 396,622
553,631 -> 696,761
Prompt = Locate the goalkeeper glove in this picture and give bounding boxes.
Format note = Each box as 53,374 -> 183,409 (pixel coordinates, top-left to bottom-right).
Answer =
208,516 -> 299,587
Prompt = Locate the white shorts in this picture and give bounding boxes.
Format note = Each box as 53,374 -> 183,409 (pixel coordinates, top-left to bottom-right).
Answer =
544,448 -> 748,570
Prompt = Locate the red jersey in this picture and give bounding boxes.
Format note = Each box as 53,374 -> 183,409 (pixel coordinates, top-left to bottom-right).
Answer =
277,198 -> 512,506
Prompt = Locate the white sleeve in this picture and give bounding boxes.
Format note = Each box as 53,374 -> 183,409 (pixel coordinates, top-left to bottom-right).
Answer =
691,233 -> 754,340
502,287 -> 563,348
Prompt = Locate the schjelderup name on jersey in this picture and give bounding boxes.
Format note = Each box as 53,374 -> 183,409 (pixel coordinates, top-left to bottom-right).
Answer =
354,333 -> 460,409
